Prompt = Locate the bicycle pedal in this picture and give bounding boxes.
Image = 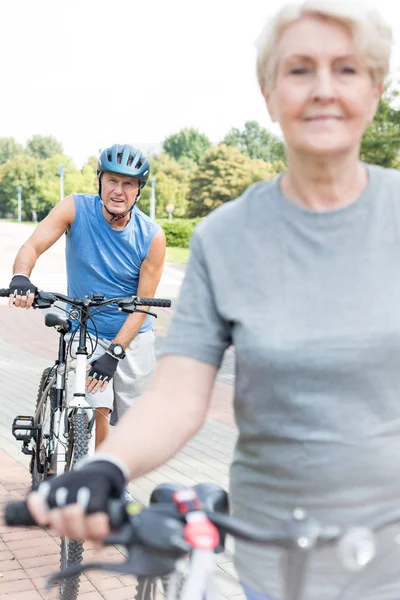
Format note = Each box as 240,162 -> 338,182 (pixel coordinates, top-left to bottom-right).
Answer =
12,416 -> 36,442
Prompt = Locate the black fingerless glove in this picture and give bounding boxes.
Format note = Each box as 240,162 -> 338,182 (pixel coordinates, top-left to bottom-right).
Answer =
43,459 -> 126,514
88,352 -> 119,382
9,274 -> 37,297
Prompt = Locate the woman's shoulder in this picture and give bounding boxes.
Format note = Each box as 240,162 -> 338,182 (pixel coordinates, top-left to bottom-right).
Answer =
367,163 -> 400,186
195,178 -> 279,239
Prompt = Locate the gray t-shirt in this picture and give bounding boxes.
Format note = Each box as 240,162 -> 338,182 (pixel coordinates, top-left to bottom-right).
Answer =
162,164 -> 400,599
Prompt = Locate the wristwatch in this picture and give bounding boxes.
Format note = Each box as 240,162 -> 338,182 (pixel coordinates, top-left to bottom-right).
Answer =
108,343 -> 126,360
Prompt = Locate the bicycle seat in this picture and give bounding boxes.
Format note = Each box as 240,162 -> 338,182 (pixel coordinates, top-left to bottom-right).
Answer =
149,482 -> 229,514
45,312 -> 72,333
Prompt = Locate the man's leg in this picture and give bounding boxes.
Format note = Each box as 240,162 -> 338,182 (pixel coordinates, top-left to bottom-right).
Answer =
95,407 -> 111,447
111,330 -> 156,425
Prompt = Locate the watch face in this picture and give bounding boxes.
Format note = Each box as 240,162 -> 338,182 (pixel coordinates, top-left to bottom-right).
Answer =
114,345 -> 123,356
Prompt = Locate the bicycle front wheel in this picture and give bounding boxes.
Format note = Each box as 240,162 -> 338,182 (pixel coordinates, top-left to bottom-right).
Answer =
59,411 -> 88,600
30,366 -> 57,489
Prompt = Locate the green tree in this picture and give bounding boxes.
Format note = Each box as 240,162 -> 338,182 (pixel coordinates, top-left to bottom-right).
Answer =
81,156 -> 98,194
0,154 -> 41,219
0,152 -> 97,220
0,137 -> 24,166
140,153 -> 191,218
222,120 -> 286,164
187,144 -> 283,218
360,89 -> 400,168
26,134 -> 64,160
163,128 -> 212,164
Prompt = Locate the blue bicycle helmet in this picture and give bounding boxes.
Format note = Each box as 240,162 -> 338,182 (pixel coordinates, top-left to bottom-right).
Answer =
97,144 -> 150,221
97,143 -> 150,189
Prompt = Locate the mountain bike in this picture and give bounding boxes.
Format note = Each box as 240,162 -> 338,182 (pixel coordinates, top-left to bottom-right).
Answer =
5,482 -> 400,600
0,287 -> 171,600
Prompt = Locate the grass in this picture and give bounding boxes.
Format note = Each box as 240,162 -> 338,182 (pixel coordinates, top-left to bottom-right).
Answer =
165,246 -> 190,265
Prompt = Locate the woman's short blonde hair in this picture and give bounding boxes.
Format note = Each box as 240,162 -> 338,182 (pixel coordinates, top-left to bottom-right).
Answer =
256,0 -> 392,92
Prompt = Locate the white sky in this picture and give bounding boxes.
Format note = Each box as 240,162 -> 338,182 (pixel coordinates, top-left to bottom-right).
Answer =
1,0 -> 399,167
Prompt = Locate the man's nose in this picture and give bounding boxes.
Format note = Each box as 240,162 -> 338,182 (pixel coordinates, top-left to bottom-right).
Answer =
113,182 -> 124,195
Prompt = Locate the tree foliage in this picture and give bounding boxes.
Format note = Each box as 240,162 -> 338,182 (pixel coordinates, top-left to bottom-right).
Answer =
187,144 -> 284,218
0,137 -> 24,166
140,153 -> 191,218
222,120 -> 286,164
163,128 -> 212,164
0,143 -> 97,219
26,134 -> 64,160
360,89 -> 400,168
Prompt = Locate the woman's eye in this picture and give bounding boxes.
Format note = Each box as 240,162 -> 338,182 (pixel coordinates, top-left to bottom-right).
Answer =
340,66 -> 356,74
290,67 -> 309,75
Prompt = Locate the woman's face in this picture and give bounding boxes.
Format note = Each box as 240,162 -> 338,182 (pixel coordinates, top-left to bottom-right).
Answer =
264,17 -> 382,158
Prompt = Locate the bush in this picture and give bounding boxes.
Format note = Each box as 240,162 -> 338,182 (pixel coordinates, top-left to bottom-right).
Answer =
158,218 -> 202,248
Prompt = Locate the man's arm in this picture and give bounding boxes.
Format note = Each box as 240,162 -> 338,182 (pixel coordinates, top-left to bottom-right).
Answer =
85,228 -> 166,393
9,195 -> 75,308
113,228 -> 167,349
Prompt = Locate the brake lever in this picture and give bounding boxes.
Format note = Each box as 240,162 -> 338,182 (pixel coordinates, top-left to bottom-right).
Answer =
46,560 -> 134,589
33,291 -> 57,309
47,545 -> 179,589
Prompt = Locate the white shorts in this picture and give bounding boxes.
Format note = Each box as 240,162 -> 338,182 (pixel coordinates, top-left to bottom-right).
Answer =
66,330 -> 156,424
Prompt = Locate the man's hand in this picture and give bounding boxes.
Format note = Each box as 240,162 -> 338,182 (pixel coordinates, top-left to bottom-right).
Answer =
8,274 -> 37,309
27,458 -> 127,542
86,352 -> 120,393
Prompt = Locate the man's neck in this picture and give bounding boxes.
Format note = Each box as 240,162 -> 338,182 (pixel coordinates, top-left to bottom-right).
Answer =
101,206 -> 132,229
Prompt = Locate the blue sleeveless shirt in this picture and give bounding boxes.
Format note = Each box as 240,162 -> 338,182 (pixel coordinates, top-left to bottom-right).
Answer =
65,194 -> 160,339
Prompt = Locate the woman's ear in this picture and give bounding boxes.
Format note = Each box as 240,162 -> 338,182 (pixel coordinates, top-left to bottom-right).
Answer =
367,82 -> 384,124
263,88 -> 278,123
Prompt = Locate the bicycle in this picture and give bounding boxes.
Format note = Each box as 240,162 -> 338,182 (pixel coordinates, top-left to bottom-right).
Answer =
5,482 -> 400,600
0,287 -> 171,600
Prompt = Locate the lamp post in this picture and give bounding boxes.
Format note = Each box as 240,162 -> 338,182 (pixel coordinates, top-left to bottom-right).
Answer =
166,203 -> 174,221
59,164 -> 65,202
17,185 -> 22,223
150,177 -> 156,220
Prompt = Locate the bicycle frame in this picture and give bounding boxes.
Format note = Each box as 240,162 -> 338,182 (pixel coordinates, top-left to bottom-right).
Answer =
33,304 -> 98,477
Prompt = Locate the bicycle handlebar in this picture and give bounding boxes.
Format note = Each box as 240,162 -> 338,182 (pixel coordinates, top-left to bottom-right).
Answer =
0,288 -> 172,310
6,489 -> 400,596
6,493 -> 400,555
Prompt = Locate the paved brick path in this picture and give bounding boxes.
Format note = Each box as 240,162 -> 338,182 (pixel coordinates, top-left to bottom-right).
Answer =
0,221 -> 243,598
0,449 -> 147,600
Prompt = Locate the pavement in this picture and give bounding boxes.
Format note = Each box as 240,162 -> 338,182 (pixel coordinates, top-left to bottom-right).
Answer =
0,221 -> 243,599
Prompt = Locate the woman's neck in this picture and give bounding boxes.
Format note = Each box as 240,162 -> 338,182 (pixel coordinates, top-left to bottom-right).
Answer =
281,150 -> 368,212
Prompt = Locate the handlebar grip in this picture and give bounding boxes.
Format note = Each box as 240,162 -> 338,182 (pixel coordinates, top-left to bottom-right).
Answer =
5,498 -> 127,529
5,500 -> 37,527
0,288 -> 10,297
136,297 -> 171,308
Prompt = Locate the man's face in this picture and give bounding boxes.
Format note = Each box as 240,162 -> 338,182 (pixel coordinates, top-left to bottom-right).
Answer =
101,171 -> 140,216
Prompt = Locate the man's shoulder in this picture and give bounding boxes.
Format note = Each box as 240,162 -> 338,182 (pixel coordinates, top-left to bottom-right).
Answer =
133,206 -> 161,232
73,193 -> 98,204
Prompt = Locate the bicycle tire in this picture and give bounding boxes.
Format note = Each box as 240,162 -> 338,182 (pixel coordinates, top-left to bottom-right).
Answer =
30,366 -> 57,489
59,411 -> 88,600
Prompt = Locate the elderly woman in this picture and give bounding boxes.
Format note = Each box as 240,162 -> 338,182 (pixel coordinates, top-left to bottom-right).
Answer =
27,0 -> 399,598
